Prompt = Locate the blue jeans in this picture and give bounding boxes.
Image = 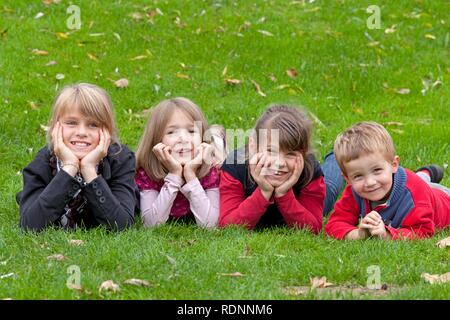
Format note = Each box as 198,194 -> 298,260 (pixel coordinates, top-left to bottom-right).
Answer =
321,151 -> 345,215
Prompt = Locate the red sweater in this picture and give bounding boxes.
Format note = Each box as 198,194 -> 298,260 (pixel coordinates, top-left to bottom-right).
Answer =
219,171 -> 325,233
325,167 -> 450,240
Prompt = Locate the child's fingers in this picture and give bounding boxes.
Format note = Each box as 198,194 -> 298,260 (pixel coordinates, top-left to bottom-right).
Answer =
362,215 -> 380,226
254,154 -> 266,177
359,222 -> 372,229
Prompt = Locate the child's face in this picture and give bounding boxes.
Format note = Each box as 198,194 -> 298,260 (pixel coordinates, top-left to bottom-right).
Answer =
161,109 -> 202,165
59,106 -> 101,160
253,136 -> 301,187
343,153 -> 400,202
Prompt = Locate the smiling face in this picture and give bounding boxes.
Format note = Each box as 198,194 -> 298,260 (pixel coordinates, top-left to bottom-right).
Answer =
256,135 -> 301,188
343,152 -> 400,202
59,106 -> 101,159
161,109 -> 202,165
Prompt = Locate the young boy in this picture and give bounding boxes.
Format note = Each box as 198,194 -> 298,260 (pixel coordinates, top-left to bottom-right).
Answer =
325,122 -> 449,240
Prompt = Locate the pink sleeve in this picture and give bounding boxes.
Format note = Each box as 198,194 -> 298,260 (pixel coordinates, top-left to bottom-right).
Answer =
180,178 -> 219,228
140,173 -> 183,227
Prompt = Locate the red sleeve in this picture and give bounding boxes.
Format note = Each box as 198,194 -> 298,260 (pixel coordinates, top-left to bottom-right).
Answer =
274,176 -> 325,234
385,204 -> 435,240
219,171 -> 273,229
325,185 -> 360,239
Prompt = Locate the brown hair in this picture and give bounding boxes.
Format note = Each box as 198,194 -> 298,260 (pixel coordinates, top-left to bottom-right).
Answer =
334,121 -> 396,176
249,104 -> 315,189
46,83 -> 119,150
136,97 -> 224,181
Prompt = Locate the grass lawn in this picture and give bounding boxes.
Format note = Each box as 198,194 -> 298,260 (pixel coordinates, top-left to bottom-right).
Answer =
0,0 -> 448,299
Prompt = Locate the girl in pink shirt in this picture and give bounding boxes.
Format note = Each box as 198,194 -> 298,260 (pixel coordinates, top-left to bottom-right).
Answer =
135,97 -> 225,228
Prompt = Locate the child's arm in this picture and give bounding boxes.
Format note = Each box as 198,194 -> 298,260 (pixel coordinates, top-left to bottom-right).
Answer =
219,171 -> 273,229
19,158 -> 82,231
384,206 -> 435,240
82,147 -> 136,231
140,173 -> 183,227
324,185 -> 363,239
179,179 -> 219,228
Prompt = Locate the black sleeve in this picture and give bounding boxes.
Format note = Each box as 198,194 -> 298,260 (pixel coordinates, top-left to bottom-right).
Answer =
83,146 -> 136,231
18,150 -> 83,232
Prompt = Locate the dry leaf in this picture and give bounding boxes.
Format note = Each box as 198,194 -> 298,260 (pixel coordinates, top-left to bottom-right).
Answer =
267,73 -> 277,82
32,49 -> 49,56
424,34 -> 436,40
87,53 -> 98,61
68,239 -> 84,246
67,283 -> 83,291
286,68 -> 298,78
130,55 -> 147,61
225,78 -> 242,85
28,101 -> 39,110
114,78 -> 129,88
124,279 -> 151,287
385,25 -> 396,34
56,32 -> 69,39
47,254 -> 65,261
176,73 -> 190,79
99,280 -> 120,293
56,73 -> 65,80
310,276 -> 334,289
421,272 -> 450,284
45,60 -> 57,67
257,30 -> 273,37
251,80 -> 266,97
396,88 -> 410,95
218,272 -> 244,277
436,237 -> 450,248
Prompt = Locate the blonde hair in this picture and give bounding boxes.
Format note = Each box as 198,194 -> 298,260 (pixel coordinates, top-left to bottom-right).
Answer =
46,83 -> 119,150
136,97 -> 226,181
334,121 -> 396,175
250,104 -> 315,189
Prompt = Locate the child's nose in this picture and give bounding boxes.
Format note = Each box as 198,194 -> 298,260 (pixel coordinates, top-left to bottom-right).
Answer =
365,176 -> 377,186
77,124 -> 88,136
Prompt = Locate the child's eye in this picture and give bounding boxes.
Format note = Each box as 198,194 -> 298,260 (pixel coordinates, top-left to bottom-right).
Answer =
89,123 -> 99,128
65,121 -> 77,126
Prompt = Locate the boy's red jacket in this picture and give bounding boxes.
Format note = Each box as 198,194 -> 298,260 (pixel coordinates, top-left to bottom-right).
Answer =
325,167 -> 450,239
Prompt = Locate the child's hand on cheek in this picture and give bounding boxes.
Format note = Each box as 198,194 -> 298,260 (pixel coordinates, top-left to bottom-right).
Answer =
183,143 -> 209,182
274,154 -> 304,198
249,152 -> 274,201
80,128 -> 111,183
52,122 -> 79,174
153,143 -> 183,177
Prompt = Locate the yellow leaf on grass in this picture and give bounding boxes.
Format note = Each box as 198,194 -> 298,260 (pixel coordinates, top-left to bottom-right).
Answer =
114,78 -> 129,88
257,30 -> 273,37
176,73 -> 190,79
425,34 -> 436,40
87,53 -> 98,61
47,254 -> 65,261
32,49 -> 49,56
130,55 -> 147,61
56,32 -> 69,39
251,80 -> 266,97
286,68 -> 298,78
225,78 -> 242,85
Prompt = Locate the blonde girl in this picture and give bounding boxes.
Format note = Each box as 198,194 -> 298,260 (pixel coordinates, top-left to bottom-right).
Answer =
17,83 -> 137,231
135,97 -> 225,228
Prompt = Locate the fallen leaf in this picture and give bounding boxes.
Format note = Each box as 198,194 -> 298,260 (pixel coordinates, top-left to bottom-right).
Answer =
34,12 -> 44,19
68,239 -> 84,246
87,53 -> 98,61
28,101 -> 39,110
176,73 -> 190,79
47,254 -> 65,261
218,272 -> 244,277
424,34 -> 436,40
396,88 -> 410,95
130,55 -> 147,61
55,73 -> 65,80
286,68 -> 298,78
99,280 -> 120,293
66,283 -> 83,291
310,276 -> 334,289
257,30 -> 273,37
436,237 -> 450,248
267,73 -> 277,82
0,273 -> 15,279
385,25 -> 396,34
32,49 -> 49,56
45,60 -> 57,66
251,80 -> 266,97
421,272 -> 450,284
124,279 -> 151,287
56,32 -> 69,39
222,65 -> 228,77
114,78 -> 129,88
225,78 -> 242,85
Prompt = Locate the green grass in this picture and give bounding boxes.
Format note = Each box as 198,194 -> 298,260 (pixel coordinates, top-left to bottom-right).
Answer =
0,0 -> 449,299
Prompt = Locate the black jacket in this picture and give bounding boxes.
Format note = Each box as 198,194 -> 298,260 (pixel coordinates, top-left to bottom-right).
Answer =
17,144 -> 137,232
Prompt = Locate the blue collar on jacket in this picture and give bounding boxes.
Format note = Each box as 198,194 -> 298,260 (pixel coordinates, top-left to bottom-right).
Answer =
352,167 -> 414,228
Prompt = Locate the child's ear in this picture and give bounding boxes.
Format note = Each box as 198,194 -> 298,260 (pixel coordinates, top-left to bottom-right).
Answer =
391,155 -> 400,173
342,173 -> 351,184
